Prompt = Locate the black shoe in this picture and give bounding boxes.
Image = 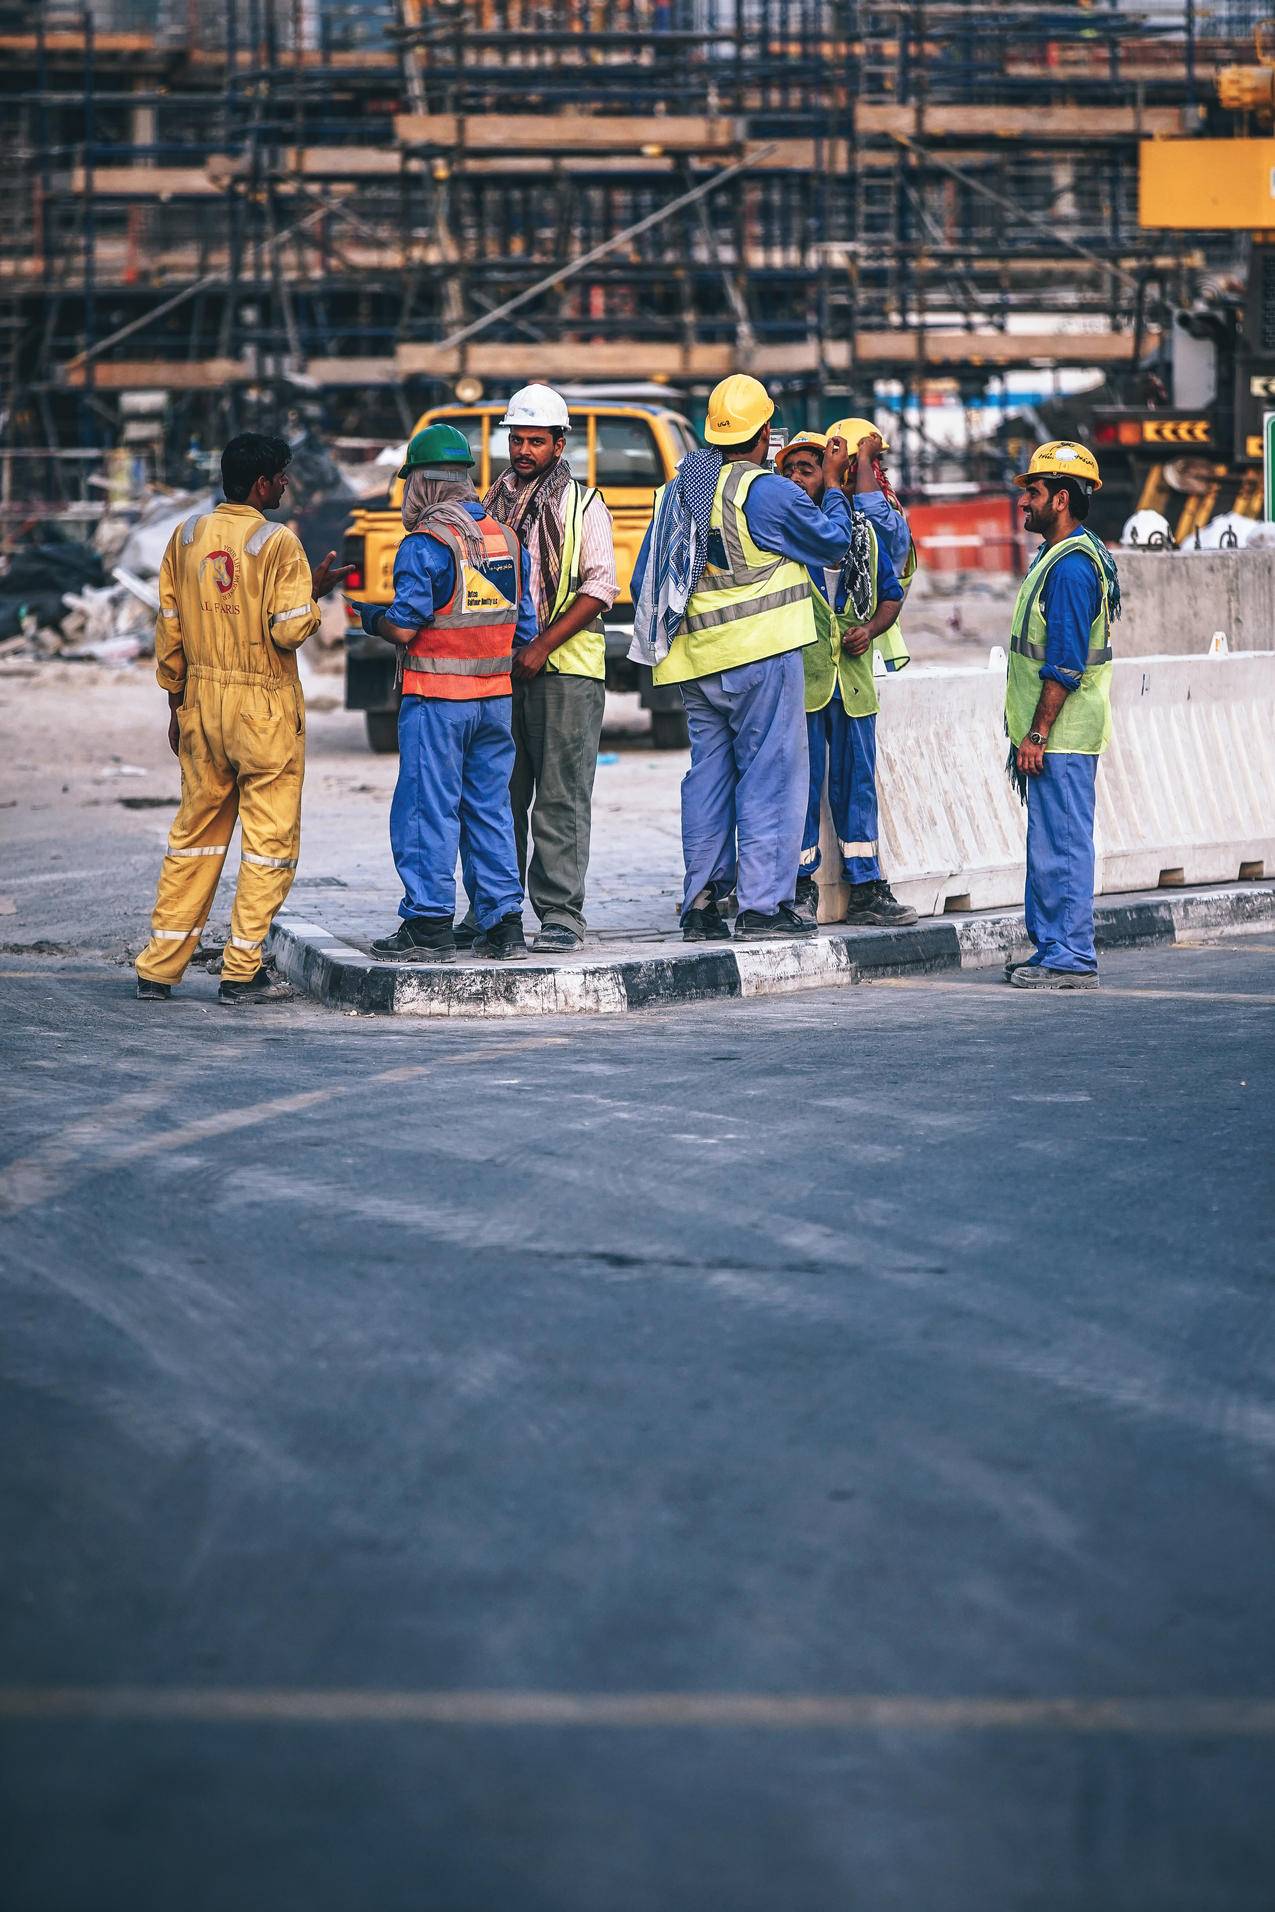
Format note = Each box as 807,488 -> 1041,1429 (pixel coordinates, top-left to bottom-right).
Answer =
681,902 -> 730,942
532,924 -> 583,953
734,905 -> 817,940
793,874 -> 819,925
472,913 -> 528,961
841,880 -> 918,927
371,917 -> 456,962
135,977 -> 171,1001
1009,964 -> 1099,991
453,916 -> 478,948
218,967 -> 295,1006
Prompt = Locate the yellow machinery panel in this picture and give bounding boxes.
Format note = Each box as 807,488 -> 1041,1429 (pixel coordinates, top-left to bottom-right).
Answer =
1140,139 -> 1275,229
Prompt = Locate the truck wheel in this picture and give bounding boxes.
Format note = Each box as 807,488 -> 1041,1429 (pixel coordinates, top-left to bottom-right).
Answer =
650,708 -> 689,751
365,710 -> 400,754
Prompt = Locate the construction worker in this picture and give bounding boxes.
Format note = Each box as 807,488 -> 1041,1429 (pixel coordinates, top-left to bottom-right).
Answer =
480,384 -> 617,953
1006,441 -> 1118,990
354,423 -> 538,962
629,375 -> 851,941
773,432 -> 913,928
134,432 -> 353,1006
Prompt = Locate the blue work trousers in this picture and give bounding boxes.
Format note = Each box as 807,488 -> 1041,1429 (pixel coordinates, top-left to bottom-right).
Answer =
678,651 -> 808,917
1024,750 -> 1099,973
800,694 -> 881,886
390,694 -> 523,929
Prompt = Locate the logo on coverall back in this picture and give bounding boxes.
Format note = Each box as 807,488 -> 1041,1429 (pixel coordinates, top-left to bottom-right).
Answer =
200,549 -> 236,594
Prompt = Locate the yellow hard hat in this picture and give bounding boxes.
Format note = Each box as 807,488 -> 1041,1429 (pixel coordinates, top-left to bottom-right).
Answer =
704,374 -> 775,445
775,430 -> 827,470
1015,439 -> 1102,493
827,416 -> 891,454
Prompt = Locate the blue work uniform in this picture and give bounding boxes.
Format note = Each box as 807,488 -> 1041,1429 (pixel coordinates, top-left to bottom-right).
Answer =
799,488 -> 904,887
362,503 -> 538,930
632,471 -> 850,916
1023,547 -> 1103,974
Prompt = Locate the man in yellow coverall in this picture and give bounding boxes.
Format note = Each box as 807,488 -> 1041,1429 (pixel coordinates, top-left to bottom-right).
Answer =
134,432 -> 352,1005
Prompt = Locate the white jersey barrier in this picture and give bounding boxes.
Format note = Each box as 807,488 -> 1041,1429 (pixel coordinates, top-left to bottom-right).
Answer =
816,651 -> 1275,921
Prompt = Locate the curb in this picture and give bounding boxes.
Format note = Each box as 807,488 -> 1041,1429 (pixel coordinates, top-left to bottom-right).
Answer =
267,882 -> 1275,1019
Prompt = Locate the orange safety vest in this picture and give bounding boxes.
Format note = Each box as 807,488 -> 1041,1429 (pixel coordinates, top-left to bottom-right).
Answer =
401,517 -> 522,701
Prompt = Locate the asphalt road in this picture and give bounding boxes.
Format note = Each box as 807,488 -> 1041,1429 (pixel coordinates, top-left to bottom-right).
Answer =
2,937 -> 1274,1911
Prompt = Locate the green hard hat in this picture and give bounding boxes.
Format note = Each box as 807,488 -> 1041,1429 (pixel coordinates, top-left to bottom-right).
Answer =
398,421 -> 475,476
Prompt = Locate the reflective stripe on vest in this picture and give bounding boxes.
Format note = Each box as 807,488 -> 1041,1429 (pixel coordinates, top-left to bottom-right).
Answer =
1005,530 -> 1114,755
402,517 -> 521,701
545,480 -> 607,680
683,464 -> 785,632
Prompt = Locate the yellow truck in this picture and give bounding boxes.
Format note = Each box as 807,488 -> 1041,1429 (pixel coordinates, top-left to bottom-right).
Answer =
342,398 -> 697,751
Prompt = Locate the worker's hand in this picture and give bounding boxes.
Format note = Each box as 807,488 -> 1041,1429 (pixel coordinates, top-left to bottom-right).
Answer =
841,624 -> 873,658
1016,736 -> 1047,778
856,431 -> 885,467
312,551 -> 358,600
512,637 -> 551,680
167,708 -> 181,757
823,435 -> 851,486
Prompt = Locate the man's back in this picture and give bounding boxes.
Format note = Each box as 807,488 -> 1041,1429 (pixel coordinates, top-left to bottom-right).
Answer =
159,502 -> 317,687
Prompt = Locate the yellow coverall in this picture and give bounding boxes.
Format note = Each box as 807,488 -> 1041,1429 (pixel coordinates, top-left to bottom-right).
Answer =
135,502 -> 320,986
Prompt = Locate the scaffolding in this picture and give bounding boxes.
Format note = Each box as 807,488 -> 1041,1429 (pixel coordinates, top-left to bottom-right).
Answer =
0,0 -> 1254,498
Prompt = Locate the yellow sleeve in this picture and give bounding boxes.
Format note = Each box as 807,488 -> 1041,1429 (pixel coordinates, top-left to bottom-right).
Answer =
154,532 -> 186,693
265,529 -> 321,652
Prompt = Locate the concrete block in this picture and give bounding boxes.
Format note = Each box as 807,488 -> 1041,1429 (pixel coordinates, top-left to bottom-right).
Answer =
827,652 -> 1275,916
1116,548 -> 1275,656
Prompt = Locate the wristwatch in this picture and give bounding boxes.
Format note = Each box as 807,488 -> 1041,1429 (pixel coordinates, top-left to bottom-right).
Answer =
1027,730 -> 1046,747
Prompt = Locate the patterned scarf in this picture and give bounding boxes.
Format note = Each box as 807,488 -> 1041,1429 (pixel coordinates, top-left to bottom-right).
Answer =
401,467 -> 487,566
839,501 -> 876,622
629,446 -> 722,668
484,455 -> 572,626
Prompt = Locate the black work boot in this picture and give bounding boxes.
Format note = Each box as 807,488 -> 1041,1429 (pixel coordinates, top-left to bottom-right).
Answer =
734,905 -> 817,940
532,923 -> 583,953
841,880 -> 918,928
135,977 -> 171,1001
218,966 -> 295,1006
681,900 -> 730,942
473,914 -> 528,961
453,915 -> 478,948
371,917 -> 456,962
793,874 -> 819,925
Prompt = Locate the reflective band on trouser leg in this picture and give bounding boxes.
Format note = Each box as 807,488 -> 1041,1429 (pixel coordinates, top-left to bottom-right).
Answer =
827,704 -> 881,885
135,753 -> 239,986
223,746 -> 304,984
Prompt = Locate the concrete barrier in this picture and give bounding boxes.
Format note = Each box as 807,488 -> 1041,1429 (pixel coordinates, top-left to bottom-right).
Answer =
816,650 -> 1275,921
1115,548 -> 1275,656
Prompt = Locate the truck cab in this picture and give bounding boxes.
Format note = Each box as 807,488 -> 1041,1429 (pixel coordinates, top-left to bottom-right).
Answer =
343,399 -> 696,751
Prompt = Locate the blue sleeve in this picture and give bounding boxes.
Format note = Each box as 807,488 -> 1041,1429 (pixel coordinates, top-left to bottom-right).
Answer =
383,533 -> 452,632
1040,552 -> 1100,689
855,489 -> 912,572
742,472 -> 849,569
514,536 -> 538,645
875,541 -> 902,605
631,520 -> 653,607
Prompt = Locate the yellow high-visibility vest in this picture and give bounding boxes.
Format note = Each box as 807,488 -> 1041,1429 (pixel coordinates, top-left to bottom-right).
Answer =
545,479 -> 608,681
652,462 -> 816,687
804,518 -> 881,717
1005,531 -> 1113,755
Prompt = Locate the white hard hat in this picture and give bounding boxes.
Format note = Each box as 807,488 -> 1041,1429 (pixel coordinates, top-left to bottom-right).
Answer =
499,384 -> 570,430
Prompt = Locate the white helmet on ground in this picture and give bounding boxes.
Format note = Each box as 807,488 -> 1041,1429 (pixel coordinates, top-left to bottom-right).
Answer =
499,384 -> 570,431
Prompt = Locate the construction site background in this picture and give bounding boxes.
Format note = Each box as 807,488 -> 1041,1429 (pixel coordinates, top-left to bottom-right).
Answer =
1,0 -> 1271,561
